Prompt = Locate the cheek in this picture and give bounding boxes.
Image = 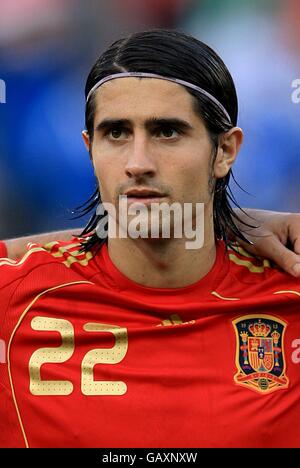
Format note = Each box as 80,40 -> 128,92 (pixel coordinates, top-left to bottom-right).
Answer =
176,153 -> 211,192
180,152 -> 210,184
92,153 -> 120,201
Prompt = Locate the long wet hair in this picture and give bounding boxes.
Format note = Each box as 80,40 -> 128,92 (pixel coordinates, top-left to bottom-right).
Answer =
75,29 -> 253,253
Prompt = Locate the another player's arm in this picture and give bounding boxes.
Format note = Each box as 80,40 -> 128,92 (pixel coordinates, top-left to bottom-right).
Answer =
2,229 -> 83,260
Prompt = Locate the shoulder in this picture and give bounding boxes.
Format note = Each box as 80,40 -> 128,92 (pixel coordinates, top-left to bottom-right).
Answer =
32,237 -> 94,269
227,243 -> 272,278
0,237 -> 98,344
226,242 -> 300,291
0,237 -> 98,321
0,237 -> 95,283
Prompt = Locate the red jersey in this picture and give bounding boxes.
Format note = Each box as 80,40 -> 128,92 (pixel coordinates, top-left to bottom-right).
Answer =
0,241 -> 7,258
0,238 -> 300,448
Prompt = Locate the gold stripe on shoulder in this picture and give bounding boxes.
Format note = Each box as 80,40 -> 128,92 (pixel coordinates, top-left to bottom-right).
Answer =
63,251 -> 93,268
0,257 -> 18,265
228,244 -> 255,259
43,241 -> 60,250
229,253 -> 270,273
51,248 -> 84,259
0,241 -> 93,270
42,241 -> 93,268
0,247 -> 46,268
43,241 -> 81,253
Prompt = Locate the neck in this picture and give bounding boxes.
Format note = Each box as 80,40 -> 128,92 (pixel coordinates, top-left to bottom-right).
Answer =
107,215 -> 217,289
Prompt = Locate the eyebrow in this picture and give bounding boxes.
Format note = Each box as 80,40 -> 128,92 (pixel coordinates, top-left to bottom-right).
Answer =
95,117 -> 194,133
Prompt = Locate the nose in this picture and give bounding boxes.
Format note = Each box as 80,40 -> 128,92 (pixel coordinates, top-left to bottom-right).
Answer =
125,134 -> 156,179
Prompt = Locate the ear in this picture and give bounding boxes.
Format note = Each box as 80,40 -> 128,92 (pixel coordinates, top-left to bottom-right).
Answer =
213,127 -> 243,178
82,130 -> 93,161
81,130 -> 93,161
82,129 -> 90,148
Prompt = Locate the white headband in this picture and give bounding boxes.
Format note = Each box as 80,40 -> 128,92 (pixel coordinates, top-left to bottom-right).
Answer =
86,72 -> 231,123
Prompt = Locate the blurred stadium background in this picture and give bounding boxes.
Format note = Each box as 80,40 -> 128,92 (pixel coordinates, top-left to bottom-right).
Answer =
0,0 -> 299,239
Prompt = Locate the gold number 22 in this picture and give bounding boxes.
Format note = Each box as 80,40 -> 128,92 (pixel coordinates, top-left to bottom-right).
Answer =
29,317 -> 128,396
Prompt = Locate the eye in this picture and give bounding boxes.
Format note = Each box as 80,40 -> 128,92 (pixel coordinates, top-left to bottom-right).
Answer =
157,127 -> 179,139
104,126 -> 130,140
110,128 -> 126,139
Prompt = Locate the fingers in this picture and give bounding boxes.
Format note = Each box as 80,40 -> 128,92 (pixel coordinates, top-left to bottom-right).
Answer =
293,236 -> 300,255
235,212 -> 300,277
235,236 -> 260,257
288,214 -> 300,255
252,236 -> 300,277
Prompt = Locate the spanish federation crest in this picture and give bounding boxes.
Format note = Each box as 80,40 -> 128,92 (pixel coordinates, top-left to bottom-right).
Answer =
232,315 -> 289,394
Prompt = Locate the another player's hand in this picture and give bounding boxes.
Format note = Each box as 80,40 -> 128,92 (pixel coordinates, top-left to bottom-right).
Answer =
235,209 -> 300,277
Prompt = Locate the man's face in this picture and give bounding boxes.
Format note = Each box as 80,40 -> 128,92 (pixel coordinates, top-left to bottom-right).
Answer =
85,78 -> 219,237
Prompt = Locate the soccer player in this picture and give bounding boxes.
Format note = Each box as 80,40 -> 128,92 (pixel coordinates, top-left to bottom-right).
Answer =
1,29 -> 300,448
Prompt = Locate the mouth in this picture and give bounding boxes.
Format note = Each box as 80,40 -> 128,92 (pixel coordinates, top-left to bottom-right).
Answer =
124,189 -> 165,198
123,189 -> 166,204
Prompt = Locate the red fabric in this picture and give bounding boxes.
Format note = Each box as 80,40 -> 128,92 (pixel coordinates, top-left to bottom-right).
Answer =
0,241 -> 7,258
0,238 -> 300,448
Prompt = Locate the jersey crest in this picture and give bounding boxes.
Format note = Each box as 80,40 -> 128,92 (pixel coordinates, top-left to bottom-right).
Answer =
232,315 -> 289,394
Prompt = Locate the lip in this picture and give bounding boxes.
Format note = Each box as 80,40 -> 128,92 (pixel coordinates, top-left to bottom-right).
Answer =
124,188 -> 165,198
126,196 -> 165,206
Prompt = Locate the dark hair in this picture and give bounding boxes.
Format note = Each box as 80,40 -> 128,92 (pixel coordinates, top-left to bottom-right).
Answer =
76,29 -> 253,252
